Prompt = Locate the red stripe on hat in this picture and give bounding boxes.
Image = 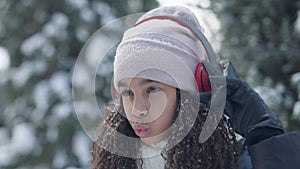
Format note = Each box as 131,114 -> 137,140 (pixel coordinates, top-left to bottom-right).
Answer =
134,16 -> 196,35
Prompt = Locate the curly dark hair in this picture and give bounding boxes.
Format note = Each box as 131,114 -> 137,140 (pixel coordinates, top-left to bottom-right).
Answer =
91,90 -> 238,169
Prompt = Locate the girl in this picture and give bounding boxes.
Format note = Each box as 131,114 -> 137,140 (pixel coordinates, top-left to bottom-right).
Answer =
91,6 -> 300,169
91,81 -> 238,168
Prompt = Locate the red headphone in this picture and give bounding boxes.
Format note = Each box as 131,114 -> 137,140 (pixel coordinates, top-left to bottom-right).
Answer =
135,16 -> 218,92
195,62 -> 211,92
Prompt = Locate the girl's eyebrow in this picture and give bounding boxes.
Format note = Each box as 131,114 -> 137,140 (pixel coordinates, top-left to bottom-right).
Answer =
118,79 -> 158,88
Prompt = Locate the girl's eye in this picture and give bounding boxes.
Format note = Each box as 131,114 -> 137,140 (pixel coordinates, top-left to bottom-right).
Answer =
148,87 -> 161,93
121,90 -> 133,96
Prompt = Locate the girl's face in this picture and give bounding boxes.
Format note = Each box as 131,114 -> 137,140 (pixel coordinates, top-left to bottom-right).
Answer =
118,77 -> 177,144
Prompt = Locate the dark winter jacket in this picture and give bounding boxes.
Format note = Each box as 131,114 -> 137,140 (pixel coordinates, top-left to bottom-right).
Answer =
238,132 -> 300,169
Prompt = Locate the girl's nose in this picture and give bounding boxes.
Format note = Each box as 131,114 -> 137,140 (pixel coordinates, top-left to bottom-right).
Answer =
131,96 -> 149,118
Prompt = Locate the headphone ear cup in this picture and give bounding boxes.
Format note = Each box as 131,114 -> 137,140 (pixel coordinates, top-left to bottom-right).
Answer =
195,62 -> 211,92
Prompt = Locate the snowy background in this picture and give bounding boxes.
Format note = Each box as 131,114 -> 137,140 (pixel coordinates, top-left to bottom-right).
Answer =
0,0 -> 299,168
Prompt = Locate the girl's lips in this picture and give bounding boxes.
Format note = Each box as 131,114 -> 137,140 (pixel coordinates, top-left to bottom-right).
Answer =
133,124 -> 149,137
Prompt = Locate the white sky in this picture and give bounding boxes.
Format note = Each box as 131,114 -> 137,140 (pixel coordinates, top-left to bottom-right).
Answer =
0,46 -> 10,71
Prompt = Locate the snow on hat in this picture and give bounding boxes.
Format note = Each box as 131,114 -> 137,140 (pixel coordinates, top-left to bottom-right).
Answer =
114,6 -> 206,92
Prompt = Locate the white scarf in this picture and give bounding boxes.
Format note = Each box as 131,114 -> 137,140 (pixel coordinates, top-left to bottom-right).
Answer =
137,140 -> 168,169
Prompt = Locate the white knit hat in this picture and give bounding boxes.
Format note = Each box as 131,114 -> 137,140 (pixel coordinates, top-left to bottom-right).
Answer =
114,6 -> 206,92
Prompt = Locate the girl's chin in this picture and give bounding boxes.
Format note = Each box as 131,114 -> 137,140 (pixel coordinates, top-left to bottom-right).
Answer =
141,136 -> 161,144
140,131 -> 170,144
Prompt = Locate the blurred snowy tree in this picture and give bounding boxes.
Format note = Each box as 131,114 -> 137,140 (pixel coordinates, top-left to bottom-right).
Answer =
0,0 -> 158,168
2,0 -> 299,168
204,0 -> 300,134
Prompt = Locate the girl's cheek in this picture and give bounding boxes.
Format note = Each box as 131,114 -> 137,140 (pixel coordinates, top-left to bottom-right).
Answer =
122,97 -> 133,119
147,92 -> 168,122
